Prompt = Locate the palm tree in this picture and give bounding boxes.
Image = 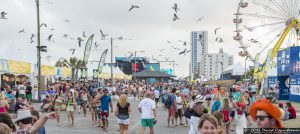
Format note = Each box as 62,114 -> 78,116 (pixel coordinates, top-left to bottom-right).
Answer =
54,57 -> 85,81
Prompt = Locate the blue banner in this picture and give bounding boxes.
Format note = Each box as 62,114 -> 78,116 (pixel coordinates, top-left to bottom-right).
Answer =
278,76 -> 289,100
289,75 -> 300,102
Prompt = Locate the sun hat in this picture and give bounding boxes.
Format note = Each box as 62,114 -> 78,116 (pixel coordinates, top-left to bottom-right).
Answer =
194,95 -> 206,103
14,110 -> 33,123
249,98 -> 283,128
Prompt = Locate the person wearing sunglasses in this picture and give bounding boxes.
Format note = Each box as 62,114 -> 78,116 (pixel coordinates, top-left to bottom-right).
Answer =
249,98 -> 283,128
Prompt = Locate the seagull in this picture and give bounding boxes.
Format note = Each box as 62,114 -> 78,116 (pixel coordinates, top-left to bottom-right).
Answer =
158,55 -> 162,57
167,40 -> 172,43
186,50 -> 191,53
63,34 -> 69,38
30,34 -> 35,40
45,1 -> 54,5
50,28 -> 55,31
179,49 -> 187,55
249,38 -> 260,44
243,25 -> 254,32
45,55 -> 51,61
173,13 -> 180,21
129,5 -> 140,12
164,57 -> 169,61
198,33 -> 203,41
117,36 -> 123,40
30,40 -> 34,44
215,37 -> 219,41
214,27 -> 222,34
47,34 -> 53,41
100,29 -> 109,39
159,49 -> 166,52
64,19 -> 70,23
178,40 -> 188,46
83,31 -> 86,37
95,42 -> 100,48
218,38 -> 224,43
18,29 -> 25,33
40,23 -> 47,27
196,17 -> 204,22
0,11 -> 7,19
77,37 -> 84,47
172,3 -> 179,12
69,49 -> 76,55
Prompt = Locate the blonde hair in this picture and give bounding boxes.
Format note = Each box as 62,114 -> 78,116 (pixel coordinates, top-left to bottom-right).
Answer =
239,94 -> 245,103
119,94 -> 127,108
198,114 -> 218,129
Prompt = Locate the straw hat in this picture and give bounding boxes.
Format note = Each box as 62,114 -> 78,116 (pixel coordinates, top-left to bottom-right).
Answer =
194,95 -> 206,103
15,110 -> 33,123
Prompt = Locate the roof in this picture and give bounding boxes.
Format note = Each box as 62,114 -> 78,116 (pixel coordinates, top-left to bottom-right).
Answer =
132,70 -> 176,78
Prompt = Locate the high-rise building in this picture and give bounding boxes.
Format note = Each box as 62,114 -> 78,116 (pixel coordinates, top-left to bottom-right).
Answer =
190,31 -> 208,80
204,52 -> 234,80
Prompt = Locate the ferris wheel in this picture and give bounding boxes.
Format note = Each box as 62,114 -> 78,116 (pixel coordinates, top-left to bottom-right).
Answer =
234,0 -> 300,64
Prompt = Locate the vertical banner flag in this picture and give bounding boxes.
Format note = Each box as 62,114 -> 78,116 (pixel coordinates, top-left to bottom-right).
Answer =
83,34 -> 94,66
97,49 -> 108,74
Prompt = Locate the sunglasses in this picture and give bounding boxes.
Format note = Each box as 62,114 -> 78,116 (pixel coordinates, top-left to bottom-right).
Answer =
256,115 -> 272,121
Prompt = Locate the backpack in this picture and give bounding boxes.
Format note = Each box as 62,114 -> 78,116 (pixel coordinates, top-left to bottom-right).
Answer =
165,94 -> 172,109
222,109 -> 230,122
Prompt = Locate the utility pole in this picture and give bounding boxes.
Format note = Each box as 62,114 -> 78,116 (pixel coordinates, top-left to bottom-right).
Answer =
110,37 -> 113,81
36,0 -> 41,101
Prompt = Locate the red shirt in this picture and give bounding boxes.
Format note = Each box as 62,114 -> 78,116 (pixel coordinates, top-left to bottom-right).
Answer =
287,107 -> 296,119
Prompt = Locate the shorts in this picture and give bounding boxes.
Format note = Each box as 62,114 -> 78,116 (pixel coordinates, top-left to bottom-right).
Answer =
230,111 -> 235,118
141,119 -> 154,128
100,111 -> 109,120
175,108 -> 183,118
26,94 -> 32,100
18,94 -> 25,98
155,98 -> 159,103
66,106 -> 74,112
117,118 -> 130,125
168,106 -> 176,117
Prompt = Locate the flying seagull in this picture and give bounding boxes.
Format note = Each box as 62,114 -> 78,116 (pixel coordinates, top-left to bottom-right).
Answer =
18,29 -> 25,33
159,49 -> 166,52
100,29 -> 109,39
215,37 -> 219,41
196,17 -> 204,22
83,31 -> 86,37
63,34 -> 69,38
243,25 -> 254,32
40,23 -> 47,28
30,40 -> 34,44
77,37 -> 83,47
186,50 -> 191,53
173,13 -> 180,21
198,33 -> 203,41
164,57 -> 169,61
45,55 -> 51,62
47,34 -> 53,41
69,49 -> 76,55
129,5 -> 140,12
30,34 -> 35,40
64,19 -> 70,23
214,27 -> 222,34
95,42 -> 100,48
179,49 -> 187,55
167,40 -> 172,43
50,28 -> 55,31
0,11 -> 7,19
218,38 -> 224,43
172,3 -> 179,12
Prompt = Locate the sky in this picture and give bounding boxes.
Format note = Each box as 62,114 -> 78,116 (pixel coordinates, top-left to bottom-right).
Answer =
0,0 -> 297,77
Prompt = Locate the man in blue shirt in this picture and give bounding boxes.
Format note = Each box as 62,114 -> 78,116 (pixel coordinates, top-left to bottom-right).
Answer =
98,89 -> 113,132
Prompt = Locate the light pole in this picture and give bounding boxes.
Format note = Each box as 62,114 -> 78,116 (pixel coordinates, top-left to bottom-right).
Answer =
35,0 -> 42,101
244,56 -> 249,80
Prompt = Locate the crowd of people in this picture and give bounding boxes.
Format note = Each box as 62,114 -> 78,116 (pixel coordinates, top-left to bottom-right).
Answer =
0,79 -> 298,134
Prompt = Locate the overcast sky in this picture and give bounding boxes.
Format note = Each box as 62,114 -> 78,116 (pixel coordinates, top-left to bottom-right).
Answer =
0,0 -> 295,77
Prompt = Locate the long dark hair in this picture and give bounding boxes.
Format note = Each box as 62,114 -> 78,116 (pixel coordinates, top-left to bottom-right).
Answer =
0,113 -> 16,132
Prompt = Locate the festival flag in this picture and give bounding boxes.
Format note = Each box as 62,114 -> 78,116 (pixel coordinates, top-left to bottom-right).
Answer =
97,49 -> 108,74
83,34 -> 94,66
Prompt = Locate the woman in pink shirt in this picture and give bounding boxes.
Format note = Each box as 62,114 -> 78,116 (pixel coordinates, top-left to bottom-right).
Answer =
286,102 -> 297,119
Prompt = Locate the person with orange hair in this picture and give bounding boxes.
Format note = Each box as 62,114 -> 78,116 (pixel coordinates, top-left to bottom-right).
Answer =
249,98 -> 283,128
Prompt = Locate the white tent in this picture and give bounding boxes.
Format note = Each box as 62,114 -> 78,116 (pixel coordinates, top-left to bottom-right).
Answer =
99,65 -> 131,79
223,63 -> 248,75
